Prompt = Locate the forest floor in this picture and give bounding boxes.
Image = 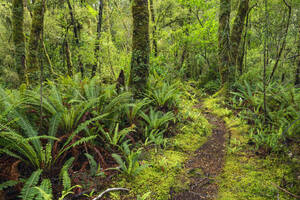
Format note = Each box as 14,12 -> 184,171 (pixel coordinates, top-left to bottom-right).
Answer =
171,105 -> 228,200
111,95 -> 299,200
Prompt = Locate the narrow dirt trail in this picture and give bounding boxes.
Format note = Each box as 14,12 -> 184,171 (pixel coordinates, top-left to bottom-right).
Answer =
171,106 -> 227,200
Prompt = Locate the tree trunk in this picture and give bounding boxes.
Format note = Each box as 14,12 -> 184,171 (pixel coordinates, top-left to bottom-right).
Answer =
66,0 -> 84,78
237,3 -> 256,74
130,0 -> 150,96
218,0 -> 231,86
230,0 -> 249,67
91,0 -> 104,78
65,39 -> 73,77
296,10 -> 300,86
27,0 -> 46,84
12,0 -> 26,84
149,0 -> 158,57
269,0 -> 291,81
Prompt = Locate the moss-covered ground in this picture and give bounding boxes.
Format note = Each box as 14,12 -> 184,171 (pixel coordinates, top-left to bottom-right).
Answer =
109,90 -> 211,200
107,93 -> 299,200
203,97 -> 299,200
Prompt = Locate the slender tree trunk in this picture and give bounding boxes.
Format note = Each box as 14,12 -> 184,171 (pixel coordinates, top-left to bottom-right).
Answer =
238,3 -> 256,74
149,0 -> 158,57
269,0 -> 291,81
230,0 -> 249,67
130,0 -> 150,96
12,0 -> 26,84
91,0 -> 104,78
66,0 -> 84,78
263,0 -> 269,124
218,0 -> 231,86
296,10 -> 300,86
42,40 -> 55,76
27,0 -> 46,84
65,39 -> 73,76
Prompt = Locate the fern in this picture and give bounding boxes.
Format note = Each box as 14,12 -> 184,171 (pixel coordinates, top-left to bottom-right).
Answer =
0,180 -> 19,190
140,108 -> 176,131
60,157 -> 74,191
35,179 -> 52,200
85,153 -> 98,176
20,169 -> 42,200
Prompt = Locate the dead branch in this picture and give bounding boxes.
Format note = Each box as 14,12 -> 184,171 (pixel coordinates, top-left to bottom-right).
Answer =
92,188 -> 130,200
271,182 -> 300,199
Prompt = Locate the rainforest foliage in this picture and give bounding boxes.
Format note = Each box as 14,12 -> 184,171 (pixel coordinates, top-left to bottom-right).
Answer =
0,0 -> 299,199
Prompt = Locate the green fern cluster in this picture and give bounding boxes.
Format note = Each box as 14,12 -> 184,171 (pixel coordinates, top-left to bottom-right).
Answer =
231,80 -> 300,151
0,74 -> 184,198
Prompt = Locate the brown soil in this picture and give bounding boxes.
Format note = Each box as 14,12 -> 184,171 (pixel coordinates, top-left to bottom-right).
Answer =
171,108 -> 227,200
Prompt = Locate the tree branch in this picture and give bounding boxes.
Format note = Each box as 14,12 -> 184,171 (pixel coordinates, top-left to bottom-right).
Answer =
269,0 -> 291,81
92,188 -> 129,200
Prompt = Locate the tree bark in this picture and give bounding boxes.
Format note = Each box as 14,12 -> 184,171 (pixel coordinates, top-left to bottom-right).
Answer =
91,0 -> 104,78
296,10 -> 300,86
269,0 -> 291,81
237,3 -> 256,74
65,39 -> 73,77
12,0 -> 26,84
230,0 -> 249,67
149,0 -> 158,57
130,0 -> 150,96
66,0 -> 84,78
218,0 -> 231,86
27,0 -> 46,84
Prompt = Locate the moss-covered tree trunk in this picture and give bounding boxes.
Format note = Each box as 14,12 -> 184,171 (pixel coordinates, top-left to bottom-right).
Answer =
27,0 -> 45,83
130,0 -> 150,96
65,39 -> 73,77
230,0 -> 249,68
12,0 -> 26,84
149,0 -> 157,57
296,11 -> 300,86
218,0 -> 231,86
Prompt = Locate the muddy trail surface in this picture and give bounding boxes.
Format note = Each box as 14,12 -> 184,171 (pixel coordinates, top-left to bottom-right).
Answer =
171,106 -> 228,200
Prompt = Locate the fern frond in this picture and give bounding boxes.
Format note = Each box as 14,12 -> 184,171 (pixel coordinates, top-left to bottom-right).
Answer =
48,112 -> 62,140
0,180 -> 19,190
84,153 -> 98,176
20,169 -> 42,200
60,157 -> 74,191
35,178 -> 52,200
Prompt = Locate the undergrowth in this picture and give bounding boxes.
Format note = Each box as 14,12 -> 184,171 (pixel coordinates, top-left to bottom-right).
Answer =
109,83 -> 211,200
203,97 -> 300,200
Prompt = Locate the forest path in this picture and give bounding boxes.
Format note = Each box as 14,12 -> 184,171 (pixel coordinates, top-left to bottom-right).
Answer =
171,104 -> 227,200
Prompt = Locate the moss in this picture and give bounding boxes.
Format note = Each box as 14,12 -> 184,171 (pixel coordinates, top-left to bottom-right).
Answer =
130,0 -> 150,94
218,155 -> 296,200
205,96 -> 299,200
12,0 -> 26,83
172,132 -> 207,153
203,97 -> 232,117
114,150 -> 189,200
110,86 -> 211,199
